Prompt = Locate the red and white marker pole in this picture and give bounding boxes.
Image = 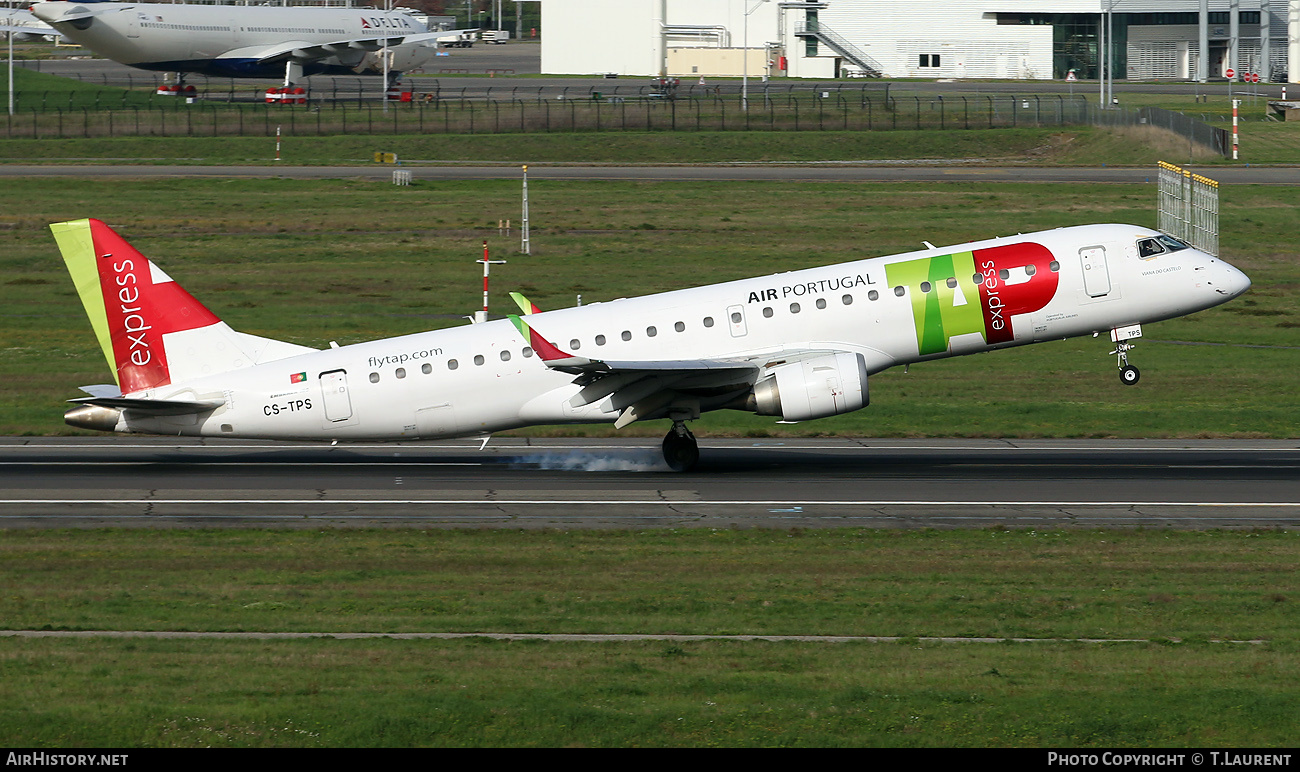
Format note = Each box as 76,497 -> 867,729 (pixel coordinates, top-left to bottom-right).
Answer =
275,125 -> 281,162
475,241 -> 507,324
1232,99 -> 1239,161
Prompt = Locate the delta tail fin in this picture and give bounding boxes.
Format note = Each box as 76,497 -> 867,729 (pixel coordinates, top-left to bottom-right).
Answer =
51,218 -> 317,394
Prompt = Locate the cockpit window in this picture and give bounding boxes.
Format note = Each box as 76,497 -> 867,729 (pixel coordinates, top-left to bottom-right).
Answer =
1137,238 -> 1165,258
1156,234 -> 1190,252
1139,234 -> 1191,259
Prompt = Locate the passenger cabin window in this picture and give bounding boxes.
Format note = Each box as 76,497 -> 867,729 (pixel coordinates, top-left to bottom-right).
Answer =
422,363 -> 432,374
396,367 -> 406,379
596,334 -> 607,345
704,317 -> 715,328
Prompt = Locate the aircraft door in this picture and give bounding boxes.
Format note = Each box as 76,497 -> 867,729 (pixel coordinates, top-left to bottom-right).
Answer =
1079,245 -> 1111,298
726,304 -> 748,337
318,369 -> 354,424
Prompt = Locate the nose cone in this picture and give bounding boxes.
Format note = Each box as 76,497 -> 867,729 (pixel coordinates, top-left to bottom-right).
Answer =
1219,261 -> 1252,299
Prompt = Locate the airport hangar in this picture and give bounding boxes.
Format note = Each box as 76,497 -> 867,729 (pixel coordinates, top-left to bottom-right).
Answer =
540,0 -> 1298,83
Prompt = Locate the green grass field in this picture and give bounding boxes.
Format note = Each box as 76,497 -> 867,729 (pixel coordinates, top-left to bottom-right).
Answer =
1,528 -> 1298,747
1,90 -> 1297,747
1,176 -> 1296,438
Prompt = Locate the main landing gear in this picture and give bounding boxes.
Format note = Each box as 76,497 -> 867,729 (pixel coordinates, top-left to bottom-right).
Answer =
1108,324 -> 1143,386
662,420 -> 699,472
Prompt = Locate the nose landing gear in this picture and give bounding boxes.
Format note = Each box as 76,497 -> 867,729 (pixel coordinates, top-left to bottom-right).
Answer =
1109,324 -> 1143,386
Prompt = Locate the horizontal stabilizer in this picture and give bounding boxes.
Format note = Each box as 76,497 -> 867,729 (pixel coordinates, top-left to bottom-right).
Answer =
68,396 -> 225,416
78,384 -> 123,398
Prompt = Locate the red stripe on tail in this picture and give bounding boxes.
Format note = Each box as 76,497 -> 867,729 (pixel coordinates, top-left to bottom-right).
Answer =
89,220 -> 221,393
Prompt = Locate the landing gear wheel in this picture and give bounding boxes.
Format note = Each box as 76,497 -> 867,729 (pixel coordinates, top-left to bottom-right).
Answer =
1120,365 -> 1141,386
662,427 -> 699,472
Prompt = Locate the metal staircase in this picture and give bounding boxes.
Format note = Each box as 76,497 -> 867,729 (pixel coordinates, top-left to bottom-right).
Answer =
795,22 -> 883,78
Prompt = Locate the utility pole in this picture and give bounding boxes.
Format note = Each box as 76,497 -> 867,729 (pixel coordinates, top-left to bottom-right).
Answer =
520,165 -> 530,255
8,28 -> 14,117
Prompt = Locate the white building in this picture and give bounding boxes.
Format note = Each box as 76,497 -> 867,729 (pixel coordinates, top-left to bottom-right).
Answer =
540,0 -> 1296,82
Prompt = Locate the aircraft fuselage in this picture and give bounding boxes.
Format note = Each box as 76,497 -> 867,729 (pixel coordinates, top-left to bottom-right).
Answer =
99,223 -> 1250,442
30,1 -> 433,79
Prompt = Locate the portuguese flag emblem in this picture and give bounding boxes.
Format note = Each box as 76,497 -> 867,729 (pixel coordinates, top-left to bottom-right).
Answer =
290,372 -> 307,383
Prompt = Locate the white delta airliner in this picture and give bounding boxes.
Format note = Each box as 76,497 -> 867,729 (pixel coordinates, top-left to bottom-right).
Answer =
52,218 -> 1250,471
28,1 -> 460,88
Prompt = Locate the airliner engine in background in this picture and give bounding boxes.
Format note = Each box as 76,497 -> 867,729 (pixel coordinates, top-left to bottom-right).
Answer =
51,218 -> 1250,471
29,1 -> 466,87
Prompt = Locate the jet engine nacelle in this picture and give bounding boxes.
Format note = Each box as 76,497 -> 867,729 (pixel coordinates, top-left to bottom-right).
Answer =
356,42 -> 439,74
751,352 -> 869,422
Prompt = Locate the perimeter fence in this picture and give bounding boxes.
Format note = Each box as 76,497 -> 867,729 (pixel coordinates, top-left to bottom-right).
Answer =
2,80 -> 1231,156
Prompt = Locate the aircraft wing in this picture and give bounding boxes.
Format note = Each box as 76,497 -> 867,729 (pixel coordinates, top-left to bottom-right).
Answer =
218,31 -> 447,66
509,315 -> 768,428
1,11 -> 64,37
509,315 -> 759,378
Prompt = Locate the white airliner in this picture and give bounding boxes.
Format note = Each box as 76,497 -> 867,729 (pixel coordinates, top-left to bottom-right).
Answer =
29,1 -> 462,87
51,218 -> 1250,471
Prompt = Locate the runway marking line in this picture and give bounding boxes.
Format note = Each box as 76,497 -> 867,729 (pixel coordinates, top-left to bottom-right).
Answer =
4,499 -> 1298,507
0,630 -> 1266,645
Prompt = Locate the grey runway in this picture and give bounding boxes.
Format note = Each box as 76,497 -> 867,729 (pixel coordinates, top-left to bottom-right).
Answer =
0,437 -> 1296,529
